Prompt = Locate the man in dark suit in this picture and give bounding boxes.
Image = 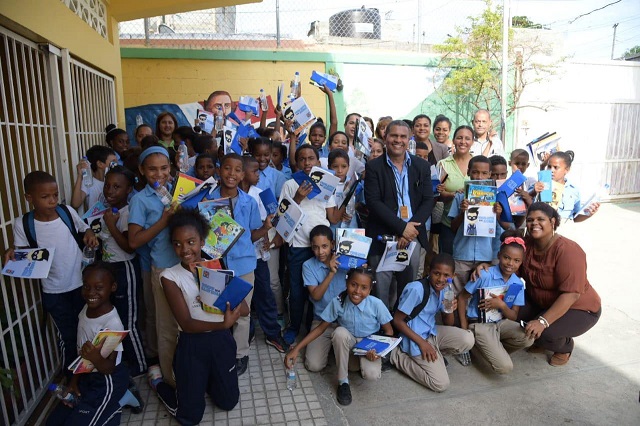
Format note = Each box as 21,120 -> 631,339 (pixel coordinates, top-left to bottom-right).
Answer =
364,120 -> 434,309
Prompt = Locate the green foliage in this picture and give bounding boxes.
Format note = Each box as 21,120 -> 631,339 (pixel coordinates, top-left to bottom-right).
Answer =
512,16 -> 544,29
623,45 -> 640,58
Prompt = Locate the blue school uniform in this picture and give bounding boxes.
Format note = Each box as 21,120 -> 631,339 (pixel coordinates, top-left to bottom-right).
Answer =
464,265 -> 525,321
303,257 -> 347,320
448,192 -> 500,262
556,180 -> 581,219
396,280 -> 444,357
210,187 -> 262,276
320,295 -> 392,338
280,165 -> 293,180
128,184 -> 179,268
257,166 -> 287,198
318,145 -> 330,159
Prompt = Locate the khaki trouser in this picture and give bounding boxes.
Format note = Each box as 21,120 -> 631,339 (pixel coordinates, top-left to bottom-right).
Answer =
304,320 -> 337,372
267,247 -> 284,314
469,319 -> 534,374
390,326 -> 474,392
332,326 -> 381,381
151,266 -> 179,388
233,272 -> 255,359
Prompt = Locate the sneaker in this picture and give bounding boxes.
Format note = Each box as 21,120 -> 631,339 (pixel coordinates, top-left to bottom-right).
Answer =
381,355 -> 393,372
336,383 -> 352,406
549,352 -> 571,367
455,351 -> 472,366
283,329 -> 297,346
147,364 -> 162,390
266,335 -> 290,353
236,356 -> 249,376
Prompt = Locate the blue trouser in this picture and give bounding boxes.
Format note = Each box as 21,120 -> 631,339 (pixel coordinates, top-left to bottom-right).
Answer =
252,259 -> 281,339
42,287 -> 85,375
439,224 -> 455,256
47,363 -> 129,426
285,247 -> 314,337
157,330 -> 239,425
111,258 -> 147,376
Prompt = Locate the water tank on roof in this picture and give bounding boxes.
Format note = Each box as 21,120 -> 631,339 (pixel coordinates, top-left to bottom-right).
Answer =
329,8 -> 381,39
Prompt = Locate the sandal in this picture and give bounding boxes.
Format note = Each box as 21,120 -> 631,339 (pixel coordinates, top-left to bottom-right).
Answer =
549,352 -> 571,366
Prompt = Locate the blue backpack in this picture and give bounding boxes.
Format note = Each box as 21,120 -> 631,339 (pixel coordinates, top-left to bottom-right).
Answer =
22,205 -> 84,250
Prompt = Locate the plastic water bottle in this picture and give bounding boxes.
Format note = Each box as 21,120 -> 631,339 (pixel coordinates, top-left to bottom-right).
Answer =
135,113 -> 144,126
289,72 -> 300,102
443,278 -> 455,313
376,234 -> 397,243
81,246 -> 96,269
255,237 -> 271,261
215,107 -> 224,133
408,138 -> 416,156
286,367 -> 297,391
260,89 -> 268,112
153,181 -> 172,206
343,197 -> 356,225
99,208 -> 119,240
48,383 -> 78,406
81,156 -> 93,188
177,141 -> 189,173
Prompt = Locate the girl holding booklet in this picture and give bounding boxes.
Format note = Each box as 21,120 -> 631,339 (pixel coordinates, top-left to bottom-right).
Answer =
457,232 -> 534,374
157,208 -> 245,425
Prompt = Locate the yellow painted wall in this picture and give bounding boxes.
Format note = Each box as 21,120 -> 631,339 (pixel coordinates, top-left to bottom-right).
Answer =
121,58 -> 329,122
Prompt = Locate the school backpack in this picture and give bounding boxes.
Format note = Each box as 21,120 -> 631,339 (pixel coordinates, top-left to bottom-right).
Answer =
396,276 -> 431,323
22,204 -> 85,250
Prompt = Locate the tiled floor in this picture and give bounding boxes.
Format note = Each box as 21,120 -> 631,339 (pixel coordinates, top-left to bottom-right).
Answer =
120,333 -> 328,426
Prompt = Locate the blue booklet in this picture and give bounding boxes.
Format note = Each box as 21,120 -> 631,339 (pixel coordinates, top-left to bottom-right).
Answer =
497,170 -> 527,198
336,255 -> 367,270
538,170 -> 553,202
258,188 -> 278,215
352,335 -> 402,357
292,170 -> 321,199
496,191 -> 512,223
238,96 -> 259,115
231,123 -> 258,155
213,276 -> 253,311
503,282 -> 523,308
309,71 -> 338,92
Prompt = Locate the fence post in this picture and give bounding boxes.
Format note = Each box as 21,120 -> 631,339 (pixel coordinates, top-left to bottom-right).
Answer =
144,18 -> 150,47
276,0 -> 281,48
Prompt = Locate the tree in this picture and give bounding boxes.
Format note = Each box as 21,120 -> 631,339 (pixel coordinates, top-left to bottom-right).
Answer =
623,45 -> 640,58
512,16 -> 546,30
433,0 -> 560,124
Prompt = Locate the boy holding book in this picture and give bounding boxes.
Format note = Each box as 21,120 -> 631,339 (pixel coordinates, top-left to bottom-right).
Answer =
390,254 -> 475,392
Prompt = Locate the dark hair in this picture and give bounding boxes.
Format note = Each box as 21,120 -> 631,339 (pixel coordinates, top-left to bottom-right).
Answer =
510,148 -> 529,160
433,115 -> 452,130
549,150 -> 575,167
205,90 -> 233,111
344,113 -> 361,126
140,135 -> 161,150
346,267 -> 374,286
260,127 -> 280,140
82,261 -> 116,284
134,124 -> 153,140
328,149 -> 349,168
489,155 -> 507,167
371,138 -> 386,152
328,131 -> 348,145
499,229 -> 526,253
412,114 -> 431,127
430,253 -> 455,271
272,141 -> 288,160
295,145 -> 319,163
527,202 -> 561,230
105,124 -> 127,146
122,147 -> 142,172
168,208 -> 211,240
415,141 -> 429,151
195,153 -> 217,169
242,155 -> 258,169
452,125 -> 474,140
155,112 -> 178,138
386,119 -> 411,136
363,117 -> 374,130
310,224 -> 333,242
24,171 -> 56,194
309,120 -> 326,136
174,126 -> 197,144
86,145 -> 116,172
221,153 -> 244,169
468,155 -> 490,171
375,117 -> 392,139
105,165 -> 135,187
192,134 -> 217,155
248,137 -> 272,154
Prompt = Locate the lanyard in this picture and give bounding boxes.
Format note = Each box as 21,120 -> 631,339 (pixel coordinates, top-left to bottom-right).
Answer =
394,168 -> 406,206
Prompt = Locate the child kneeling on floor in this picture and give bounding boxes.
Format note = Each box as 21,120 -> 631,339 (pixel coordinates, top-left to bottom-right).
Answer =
285,267 -> 393,406
390,253 -> 475,392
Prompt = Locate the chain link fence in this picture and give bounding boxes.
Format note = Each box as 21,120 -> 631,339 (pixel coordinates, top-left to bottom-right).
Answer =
118,0 -> 439,52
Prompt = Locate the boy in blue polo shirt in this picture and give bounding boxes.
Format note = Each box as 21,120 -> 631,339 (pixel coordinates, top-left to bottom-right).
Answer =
390,254 -> 474,392
210,153 -> 274,376
302,225 -> 348,372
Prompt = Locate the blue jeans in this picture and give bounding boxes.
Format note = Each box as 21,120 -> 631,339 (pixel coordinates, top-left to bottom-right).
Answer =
252,259 -> 281,339
285,247 -> 314,338
42,287 -> 85,376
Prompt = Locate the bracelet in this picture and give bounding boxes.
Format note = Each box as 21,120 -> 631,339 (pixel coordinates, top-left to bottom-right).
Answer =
538,316 -> 550,328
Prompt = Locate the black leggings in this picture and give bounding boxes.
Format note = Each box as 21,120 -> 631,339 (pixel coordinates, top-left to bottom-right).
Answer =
518,301 -> 601,354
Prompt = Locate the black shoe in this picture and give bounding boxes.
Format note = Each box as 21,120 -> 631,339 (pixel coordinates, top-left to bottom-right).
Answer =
336,383 -> 352,406
236,356 -> 249,376
444,356 -> 449,368
266,335 -> 290,353
381,355 -> 393,372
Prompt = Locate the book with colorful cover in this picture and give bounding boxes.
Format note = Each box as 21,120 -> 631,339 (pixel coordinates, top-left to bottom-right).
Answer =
189,258 -> 223,275
538,170 -> 553,203
528,134 -> 560,167
202,210 -> 244,259
309,71 -> 338,92
172,173 -> 204,203
463,205 -> 496,237
336,228 -> 371,270
283,96 -> 316,135
352,335 -> 403,357
497,175 -> 527,217
376,241 -> 417,273
478,283 -> 523,323
309,166 -> 339,203
258,188 -> 279,216
82,201 -> 109,220
273,195 -> 306,243
178,177 -> 218,209
2,248 -> 56,279
550,181 -> 565,211
466,184 -> 497,206
67,329 -> 129,374
196,109 -> 215,134
196,266 -> 234,314
213,276 -> 254,311
198,197 -> 233,220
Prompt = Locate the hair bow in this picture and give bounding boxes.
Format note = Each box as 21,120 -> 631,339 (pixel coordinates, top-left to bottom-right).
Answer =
502,236 -> 526,251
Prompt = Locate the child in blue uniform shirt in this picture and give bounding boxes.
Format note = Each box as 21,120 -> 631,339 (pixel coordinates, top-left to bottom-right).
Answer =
209,153 -> 274,375
458,233 -> 534,374
285,268 -> 392,406
302,225 -> 348,372
390,254 -> 475,392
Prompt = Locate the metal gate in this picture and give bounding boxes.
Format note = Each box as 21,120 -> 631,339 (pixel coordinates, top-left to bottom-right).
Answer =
0,25 -> 116,426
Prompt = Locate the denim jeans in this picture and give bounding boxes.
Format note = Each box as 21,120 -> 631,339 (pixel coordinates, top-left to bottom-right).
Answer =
285,247 -> 314,338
